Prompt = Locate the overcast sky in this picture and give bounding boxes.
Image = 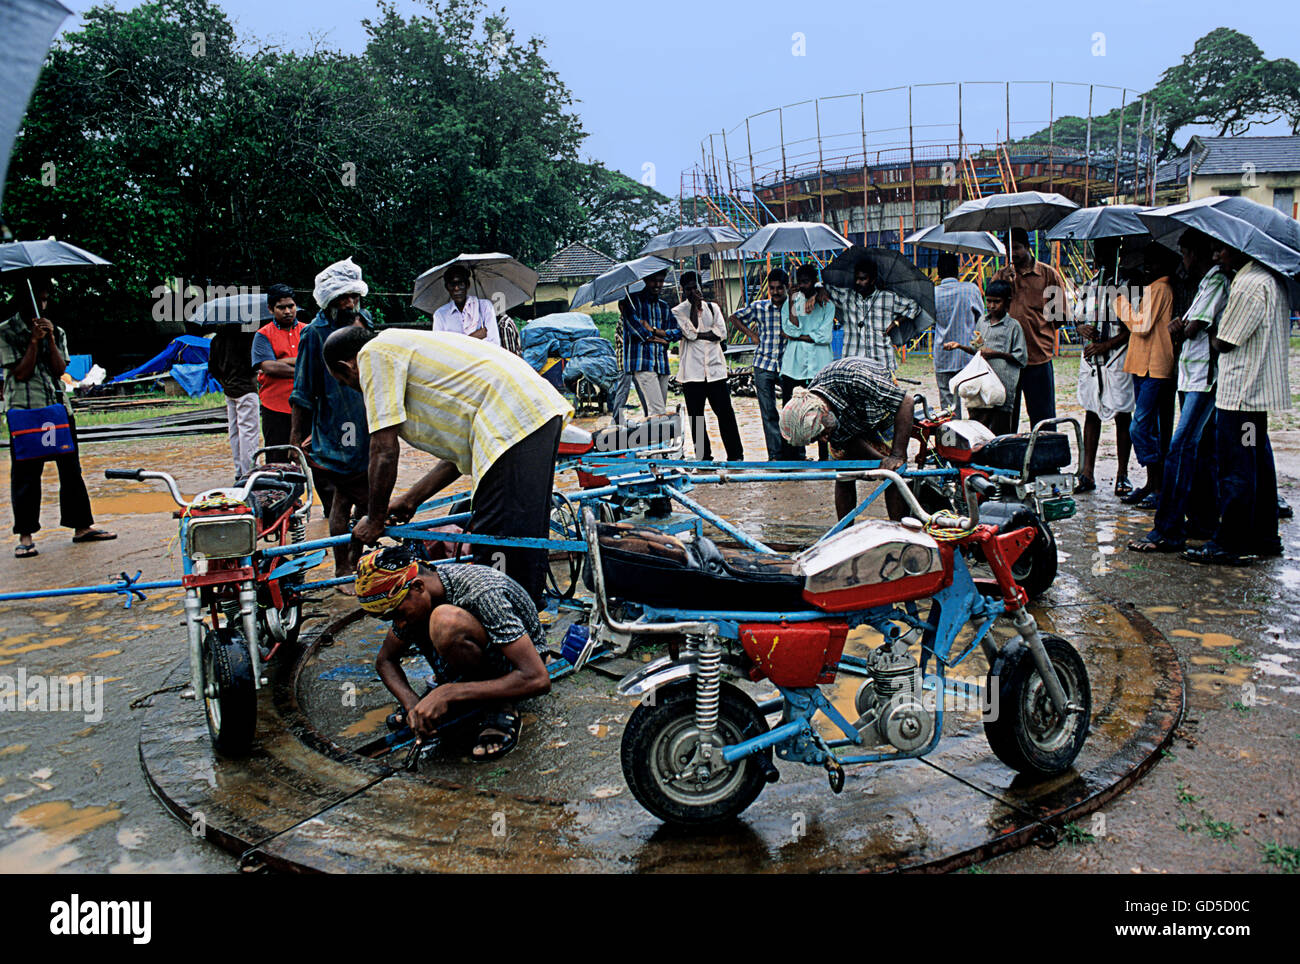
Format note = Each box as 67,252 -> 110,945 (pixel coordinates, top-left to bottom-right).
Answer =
56,0 -> 1300,194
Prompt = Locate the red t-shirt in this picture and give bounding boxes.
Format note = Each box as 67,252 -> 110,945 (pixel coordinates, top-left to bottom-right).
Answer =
253,320 -> 305,413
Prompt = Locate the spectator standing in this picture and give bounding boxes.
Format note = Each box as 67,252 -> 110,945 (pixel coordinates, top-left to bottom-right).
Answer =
729,268 -> 789,459
2,275 -> 115,557
673,271 -> 743,461
993,228 -> 1066,430
209,319 -> 260,478
251,282 -> 305,449
1185,249 -> 1291,566
931,253 -> 984,414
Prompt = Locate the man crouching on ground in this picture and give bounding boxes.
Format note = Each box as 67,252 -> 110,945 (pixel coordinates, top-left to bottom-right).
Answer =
356,546 -> 551,761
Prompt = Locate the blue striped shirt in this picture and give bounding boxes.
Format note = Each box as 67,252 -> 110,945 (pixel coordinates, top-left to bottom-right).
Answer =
933,278 -> 985,374
619,293 -> 681,374
733,299 -> 786,372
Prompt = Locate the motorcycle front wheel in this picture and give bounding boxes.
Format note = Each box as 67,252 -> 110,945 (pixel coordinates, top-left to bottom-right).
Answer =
620,681 -> 770,826
200,626 -> 257,757
984,634 -> 1090,776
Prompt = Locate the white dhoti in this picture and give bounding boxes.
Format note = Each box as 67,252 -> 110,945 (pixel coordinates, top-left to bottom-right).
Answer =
1076,346 -> 1135,420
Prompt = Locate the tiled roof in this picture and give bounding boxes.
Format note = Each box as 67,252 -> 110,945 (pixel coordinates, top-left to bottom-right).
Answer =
536,241 -> 617,283
1188,136 -> 1300,176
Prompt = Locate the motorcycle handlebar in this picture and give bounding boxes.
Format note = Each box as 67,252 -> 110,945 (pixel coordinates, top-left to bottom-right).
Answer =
104,468 -> 143,480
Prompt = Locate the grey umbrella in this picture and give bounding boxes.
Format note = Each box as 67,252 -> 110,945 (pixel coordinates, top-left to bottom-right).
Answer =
191,292 -> 273,329
822,245 -> 937,347
0,237 -> 111,317
1137,196 -> 1300,276
904,223 -> 1005,257
0,0 -> 70,215
570,256 -> 674,310
1133,194 -> 1300,274
411,252 -> 538,315
737,220 -> 851,256
1045,204 -> 1151,241
0,237 -> 110,272
639,225 -> 744,261
943,191 -> 1079,233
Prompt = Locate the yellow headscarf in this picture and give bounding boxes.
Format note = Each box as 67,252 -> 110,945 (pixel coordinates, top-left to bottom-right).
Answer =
354,546 -> 419,616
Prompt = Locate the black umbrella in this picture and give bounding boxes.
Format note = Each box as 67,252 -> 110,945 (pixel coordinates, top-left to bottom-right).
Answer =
822,245 -> 937,346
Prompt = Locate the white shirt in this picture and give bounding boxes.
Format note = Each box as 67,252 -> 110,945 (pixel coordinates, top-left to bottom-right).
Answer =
431,297 -> 500,346
672,300 -> 729,383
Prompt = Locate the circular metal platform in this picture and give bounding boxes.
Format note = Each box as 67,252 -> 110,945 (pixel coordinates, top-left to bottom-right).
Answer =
139,578 -> 1183,873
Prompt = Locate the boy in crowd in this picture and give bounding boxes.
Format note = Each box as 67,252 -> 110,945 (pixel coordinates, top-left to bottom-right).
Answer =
942,279 -> 1027,435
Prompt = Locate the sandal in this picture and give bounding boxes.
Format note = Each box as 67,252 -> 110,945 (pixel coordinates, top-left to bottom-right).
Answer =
1127,536 -> 1183,553
1114,477 -> 1134,498
471,709 -> 521,762
14,543 -> 38,558
71,528 -> 117,543
1137,492 -> 1161,510
1075,474 -> 1096,494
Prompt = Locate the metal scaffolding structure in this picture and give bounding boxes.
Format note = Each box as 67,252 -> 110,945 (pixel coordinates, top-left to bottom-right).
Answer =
679,80 -> 1158,309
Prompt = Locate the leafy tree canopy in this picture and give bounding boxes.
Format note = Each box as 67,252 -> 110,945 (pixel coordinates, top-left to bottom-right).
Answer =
2,0 -> 670,362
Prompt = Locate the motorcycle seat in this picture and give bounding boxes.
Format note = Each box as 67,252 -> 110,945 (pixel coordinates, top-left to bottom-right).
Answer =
239,462 -> 304,527
591,522 -> 807,612
973,432 -> 1070,475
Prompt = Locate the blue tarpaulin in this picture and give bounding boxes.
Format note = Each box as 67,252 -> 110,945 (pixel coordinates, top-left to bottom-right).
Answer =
109,335 -> 219,396
521,313 -> 617,396
111,334 -> 211,382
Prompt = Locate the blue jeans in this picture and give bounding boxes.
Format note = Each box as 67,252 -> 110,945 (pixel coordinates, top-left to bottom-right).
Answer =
1211,410 -> 1278,556
1130,374 -> 1174,468
1151,390 -> 1216,543
752,367 -> 785,460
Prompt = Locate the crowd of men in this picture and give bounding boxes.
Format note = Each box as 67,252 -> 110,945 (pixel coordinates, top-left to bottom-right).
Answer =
4,225 -> 1291,759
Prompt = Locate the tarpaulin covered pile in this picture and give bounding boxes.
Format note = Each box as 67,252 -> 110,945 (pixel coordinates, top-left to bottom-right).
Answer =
520,312 -> 617,397
109,334 -> 221,396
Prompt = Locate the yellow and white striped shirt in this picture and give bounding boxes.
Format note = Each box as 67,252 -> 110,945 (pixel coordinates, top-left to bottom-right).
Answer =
357,329 -> 572,486
1216,261 -> 1291,413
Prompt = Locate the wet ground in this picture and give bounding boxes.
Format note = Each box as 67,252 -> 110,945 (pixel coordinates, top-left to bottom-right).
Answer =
1,378 -> 1298,873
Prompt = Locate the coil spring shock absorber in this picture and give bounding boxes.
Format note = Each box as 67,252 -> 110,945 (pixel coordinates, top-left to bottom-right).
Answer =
289,514 -> 306,545
693,630 -> 721,739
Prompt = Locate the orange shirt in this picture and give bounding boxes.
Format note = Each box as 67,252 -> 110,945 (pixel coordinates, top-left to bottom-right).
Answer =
992,260 -> 1065,365
1115,276 -> 1175,379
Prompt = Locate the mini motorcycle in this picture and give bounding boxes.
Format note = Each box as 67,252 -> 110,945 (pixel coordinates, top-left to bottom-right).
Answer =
106,447 -> 319,756
581,469 -> 1091,826
909,399 -> 1082,598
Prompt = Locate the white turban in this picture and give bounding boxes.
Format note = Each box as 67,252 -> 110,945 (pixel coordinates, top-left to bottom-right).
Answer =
313,257 -> 369,309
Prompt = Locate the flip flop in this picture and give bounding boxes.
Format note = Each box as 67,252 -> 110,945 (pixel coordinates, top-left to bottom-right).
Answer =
14,543 -> 38,558
71,529 -> 117,543
470,709 -> 520,762
1075,474 -> 1096,494
1127,537 -> 1183,553
1114,477 -> 1134,498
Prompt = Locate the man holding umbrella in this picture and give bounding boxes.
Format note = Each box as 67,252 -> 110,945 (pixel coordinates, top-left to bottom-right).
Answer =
993,228 -> 1066,430
821,256 -> 921,374
2,272 -> 115,557
618,269 -> 680,416
430,263 -> 500,346
208,305 -> 261,479
1185,246 -> 1291,566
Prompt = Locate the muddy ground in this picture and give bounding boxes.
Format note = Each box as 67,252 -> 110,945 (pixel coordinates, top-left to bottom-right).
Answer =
0,360 -> 1297,873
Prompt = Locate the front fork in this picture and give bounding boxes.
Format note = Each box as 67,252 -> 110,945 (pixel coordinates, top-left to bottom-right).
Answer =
1009,606 -> 1074,716
182,581 -> 263,699
239,581 -> 262,688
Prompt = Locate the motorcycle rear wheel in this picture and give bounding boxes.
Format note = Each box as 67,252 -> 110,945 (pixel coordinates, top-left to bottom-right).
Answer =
984,634 -> 1090,776
621,681 -> 770,826
1010,521 -> 1058,598
201,626 -> 257,757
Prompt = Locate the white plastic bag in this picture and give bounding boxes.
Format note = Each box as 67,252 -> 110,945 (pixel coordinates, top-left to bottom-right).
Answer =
949,353 -> 1006,409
